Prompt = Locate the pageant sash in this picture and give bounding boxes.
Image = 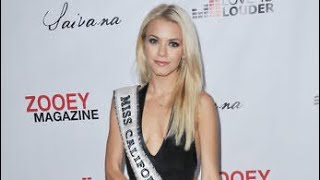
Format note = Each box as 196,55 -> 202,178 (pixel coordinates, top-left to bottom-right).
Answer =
114,86 -> 162,180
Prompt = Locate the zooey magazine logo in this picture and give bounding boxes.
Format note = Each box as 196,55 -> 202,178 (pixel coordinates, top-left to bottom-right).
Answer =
192,0 -> 274,19
221,169 -> 271,180
25,92 -> 99,123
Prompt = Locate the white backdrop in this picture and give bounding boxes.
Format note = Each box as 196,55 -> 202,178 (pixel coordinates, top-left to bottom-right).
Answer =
1,0 -> 319,180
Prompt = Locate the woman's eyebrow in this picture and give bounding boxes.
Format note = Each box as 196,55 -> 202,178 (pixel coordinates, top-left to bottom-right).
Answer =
147,34 -> 182,42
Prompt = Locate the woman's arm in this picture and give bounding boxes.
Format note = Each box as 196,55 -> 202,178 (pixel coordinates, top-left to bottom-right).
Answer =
196,92 -> 221,180
105,100 -> 127,180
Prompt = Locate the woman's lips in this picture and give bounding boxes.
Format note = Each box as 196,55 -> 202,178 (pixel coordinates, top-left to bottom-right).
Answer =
154,60 -> 169,66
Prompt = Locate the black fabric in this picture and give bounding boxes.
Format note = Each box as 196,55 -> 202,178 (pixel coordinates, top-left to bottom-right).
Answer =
125,84 -> 197,180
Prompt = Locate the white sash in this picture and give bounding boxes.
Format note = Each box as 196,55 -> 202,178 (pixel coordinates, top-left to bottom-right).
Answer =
114,85 -> 162,180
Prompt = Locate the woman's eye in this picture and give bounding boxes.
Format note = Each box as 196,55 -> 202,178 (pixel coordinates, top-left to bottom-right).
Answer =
169,42 -> 180,48
148,38 -> 158,44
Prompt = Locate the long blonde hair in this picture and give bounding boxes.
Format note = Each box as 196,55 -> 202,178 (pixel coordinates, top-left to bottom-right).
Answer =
136,4 -> 203,150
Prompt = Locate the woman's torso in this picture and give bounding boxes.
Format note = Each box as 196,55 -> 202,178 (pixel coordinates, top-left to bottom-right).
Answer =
125,84 -> 198,180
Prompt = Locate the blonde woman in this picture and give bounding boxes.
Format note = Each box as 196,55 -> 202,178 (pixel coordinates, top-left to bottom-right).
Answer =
105,4 -> 221,180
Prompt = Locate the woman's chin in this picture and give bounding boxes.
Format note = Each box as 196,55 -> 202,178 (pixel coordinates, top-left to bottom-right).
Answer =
154,72 -> 170,77
152,70 -> 178,78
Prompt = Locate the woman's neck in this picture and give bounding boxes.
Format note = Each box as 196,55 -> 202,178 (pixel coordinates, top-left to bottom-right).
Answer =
148,73 -> 177,97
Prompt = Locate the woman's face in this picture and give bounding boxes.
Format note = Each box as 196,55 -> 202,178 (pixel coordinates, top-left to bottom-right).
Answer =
144,18 -> 184,78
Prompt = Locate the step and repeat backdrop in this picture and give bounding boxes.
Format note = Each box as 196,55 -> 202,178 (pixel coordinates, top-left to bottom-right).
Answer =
2,0 -> 319,179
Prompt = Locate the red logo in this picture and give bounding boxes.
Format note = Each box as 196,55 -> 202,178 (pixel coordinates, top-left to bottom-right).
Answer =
25,92 -> 89,112
220,169 -> 271,180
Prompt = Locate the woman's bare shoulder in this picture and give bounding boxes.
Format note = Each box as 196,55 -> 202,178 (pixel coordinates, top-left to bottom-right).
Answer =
199,91 -> 217,108
196,91 -> 218,124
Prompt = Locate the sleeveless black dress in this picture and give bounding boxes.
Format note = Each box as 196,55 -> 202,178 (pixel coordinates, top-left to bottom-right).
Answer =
125,84 -> 198,180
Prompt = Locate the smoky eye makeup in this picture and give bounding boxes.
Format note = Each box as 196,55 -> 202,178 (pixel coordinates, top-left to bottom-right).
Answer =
169,41 -> 180,48
148,38 -> 158,44
145,35 -> 158,45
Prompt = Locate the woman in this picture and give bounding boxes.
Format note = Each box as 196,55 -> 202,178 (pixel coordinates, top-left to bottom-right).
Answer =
105,4 -> 221,180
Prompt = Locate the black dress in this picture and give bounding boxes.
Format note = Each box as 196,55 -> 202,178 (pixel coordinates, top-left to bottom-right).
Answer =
125,84 -> 198,180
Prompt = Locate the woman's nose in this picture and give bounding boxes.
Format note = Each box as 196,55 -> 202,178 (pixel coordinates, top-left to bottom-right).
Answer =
158,43 -> 167,57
